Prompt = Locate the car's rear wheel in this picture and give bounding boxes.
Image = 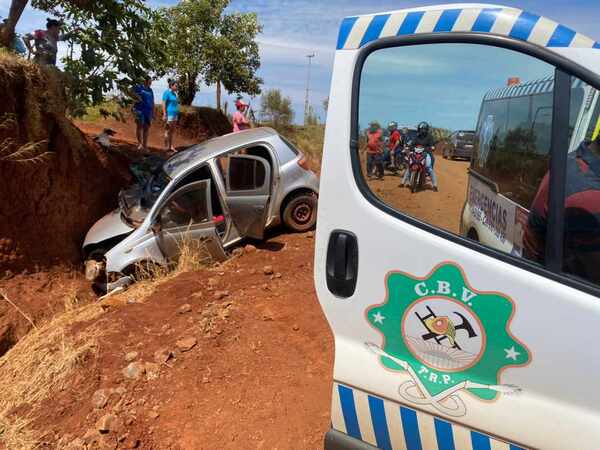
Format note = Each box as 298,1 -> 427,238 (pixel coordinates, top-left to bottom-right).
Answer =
283,193 -> 317,232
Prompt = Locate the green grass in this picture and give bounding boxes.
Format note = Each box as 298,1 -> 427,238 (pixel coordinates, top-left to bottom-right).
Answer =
264,123 -> 325,172
78,100 -> 123,122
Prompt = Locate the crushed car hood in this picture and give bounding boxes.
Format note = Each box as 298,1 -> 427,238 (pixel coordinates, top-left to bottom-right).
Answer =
83,209 -> 134,248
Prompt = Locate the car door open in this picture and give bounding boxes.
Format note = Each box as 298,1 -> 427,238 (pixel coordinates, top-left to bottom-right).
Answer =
223,154 -> 271,240
154,179 -> 227,263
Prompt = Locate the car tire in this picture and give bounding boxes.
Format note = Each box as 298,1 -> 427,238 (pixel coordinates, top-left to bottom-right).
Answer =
283,193 -> 317,232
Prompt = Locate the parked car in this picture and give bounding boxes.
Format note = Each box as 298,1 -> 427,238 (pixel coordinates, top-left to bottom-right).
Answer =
442,130 -> 476,160
83,127 -> 319,285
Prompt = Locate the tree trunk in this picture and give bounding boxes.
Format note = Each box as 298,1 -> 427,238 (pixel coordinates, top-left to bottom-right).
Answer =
216,80 -> 222,111
178,72 -> 198,106
0,0 -> 29,49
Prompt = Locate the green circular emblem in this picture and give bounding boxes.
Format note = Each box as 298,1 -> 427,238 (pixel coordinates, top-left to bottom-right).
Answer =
366,262 -> 531,417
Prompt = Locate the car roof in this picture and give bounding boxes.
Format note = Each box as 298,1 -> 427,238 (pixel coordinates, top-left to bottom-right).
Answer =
163,127 -> 280,178
336,4 -> 599,52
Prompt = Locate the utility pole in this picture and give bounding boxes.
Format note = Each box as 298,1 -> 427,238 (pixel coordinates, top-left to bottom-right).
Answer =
304,53 -> 316,125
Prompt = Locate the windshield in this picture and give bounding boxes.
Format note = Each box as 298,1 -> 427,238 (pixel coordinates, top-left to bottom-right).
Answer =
144,170 -> 170,207
457,131 -> 475,143
120,166 -> 172,227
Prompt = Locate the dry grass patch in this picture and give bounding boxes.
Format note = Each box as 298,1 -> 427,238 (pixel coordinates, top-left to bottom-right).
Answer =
114,236 -> 215,305
0,301 -> 105,449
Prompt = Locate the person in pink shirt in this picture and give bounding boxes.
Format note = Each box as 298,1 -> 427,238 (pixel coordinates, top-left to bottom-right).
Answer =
232,98 -> 251,132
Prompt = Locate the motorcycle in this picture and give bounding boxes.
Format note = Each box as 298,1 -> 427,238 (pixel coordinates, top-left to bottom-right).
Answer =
384,146 -> 408,175
408,144 -> 427,193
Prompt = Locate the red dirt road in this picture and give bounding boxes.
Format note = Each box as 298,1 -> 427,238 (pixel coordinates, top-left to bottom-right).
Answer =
367,156 -> 470,234
30,232 -> 333,450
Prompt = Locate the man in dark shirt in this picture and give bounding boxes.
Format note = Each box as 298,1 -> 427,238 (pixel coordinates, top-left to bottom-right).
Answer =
401,121 -> 438,191
524,133 -> 600,283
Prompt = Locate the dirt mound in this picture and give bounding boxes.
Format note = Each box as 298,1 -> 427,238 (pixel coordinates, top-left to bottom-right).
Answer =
77,105 -> 232,153
1,232 -> 333,449
176,105 -> 232,139
0,55 -> 132,273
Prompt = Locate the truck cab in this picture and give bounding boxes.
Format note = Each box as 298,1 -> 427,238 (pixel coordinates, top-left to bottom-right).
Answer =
316,4 -> 600,450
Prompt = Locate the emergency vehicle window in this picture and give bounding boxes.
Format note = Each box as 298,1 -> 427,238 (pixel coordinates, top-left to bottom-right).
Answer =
554,82 -> 600,287
358,42 -> 558,263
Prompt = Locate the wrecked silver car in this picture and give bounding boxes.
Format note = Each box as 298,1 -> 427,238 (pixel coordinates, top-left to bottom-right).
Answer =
83,128 -> 319,285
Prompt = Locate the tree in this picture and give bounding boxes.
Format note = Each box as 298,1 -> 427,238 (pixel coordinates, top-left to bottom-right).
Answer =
260,89 -> 294,128
322,97 -> 329,112
154,0 -> 226,106
0,0 -> 168,116
157,0 -> 262,108
202,11 -> 262,110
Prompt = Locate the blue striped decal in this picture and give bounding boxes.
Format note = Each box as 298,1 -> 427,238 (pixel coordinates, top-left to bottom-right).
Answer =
472,8 -> 501,33
471,431 -> 492,450
434,418 -> 456,450
547,24 -> 577,47
433,9 -> 461,33
368,396 -> 392,450
332,383 -> 531,450
397,11 -> 425,36
509,11 -> 541,41
337,6 -> 599,50
338,385 -> 362,440
360,14 -> 391,47
400,407 -> 423,450
337,16 -> 359,49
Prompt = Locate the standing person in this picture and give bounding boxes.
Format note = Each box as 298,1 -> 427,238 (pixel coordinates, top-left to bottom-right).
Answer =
132,75 -> 154,151
387,121 -> 403,169
162,79 -> 179,152
23,18 -> 73,66
232,98 -> 251,132
366,121 -> 384,180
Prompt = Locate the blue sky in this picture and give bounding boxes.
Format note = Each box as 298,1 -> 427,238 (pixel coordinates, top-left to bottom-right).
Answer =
360,43 -> 554,131
1,0 -> 599,123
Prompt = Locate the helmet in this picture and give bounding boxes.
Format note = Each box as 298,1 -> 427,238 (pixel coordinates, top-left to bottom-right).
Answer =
369,121 -> 380,130
388,121 -> 398,131
417,121 -> 430,137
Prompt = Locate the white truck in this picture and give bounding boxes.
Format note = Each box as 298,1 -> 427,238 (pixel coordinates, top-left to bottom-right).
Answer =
316,4 -> 600,450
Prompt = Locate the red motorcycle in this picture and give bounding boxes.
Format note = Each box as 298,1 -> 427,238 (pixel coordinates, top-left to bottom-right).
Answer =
408,145 -> 427,193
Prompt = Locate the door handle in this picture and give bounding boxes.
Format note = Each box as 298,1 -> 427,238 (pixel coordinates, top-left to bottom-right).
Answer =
326,230 -> 358,298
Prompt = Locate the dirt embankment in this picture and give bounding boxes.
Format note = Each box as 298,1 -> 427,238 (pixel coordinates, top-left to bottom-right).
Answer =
0,56 -> 133,274
76,106 -> 233,153
1,233 -> 333,450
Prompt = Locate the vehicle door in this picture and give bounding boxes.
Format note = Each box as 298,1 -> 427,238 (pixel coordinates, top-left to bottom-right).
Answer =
153,179 -> 227,263
222,154 -> 271,239
316,8 -> 600,450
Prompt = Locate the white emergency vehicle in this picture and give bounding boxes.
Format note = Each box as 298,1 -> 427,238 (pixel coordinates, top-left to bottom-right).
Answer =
461,76 -> 600,256
316,4 -> 600,450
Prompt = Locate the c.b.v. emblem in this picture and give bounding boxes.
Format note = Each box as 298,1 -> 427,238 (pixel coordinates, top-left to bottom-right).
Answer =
365,262 -> 531,417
